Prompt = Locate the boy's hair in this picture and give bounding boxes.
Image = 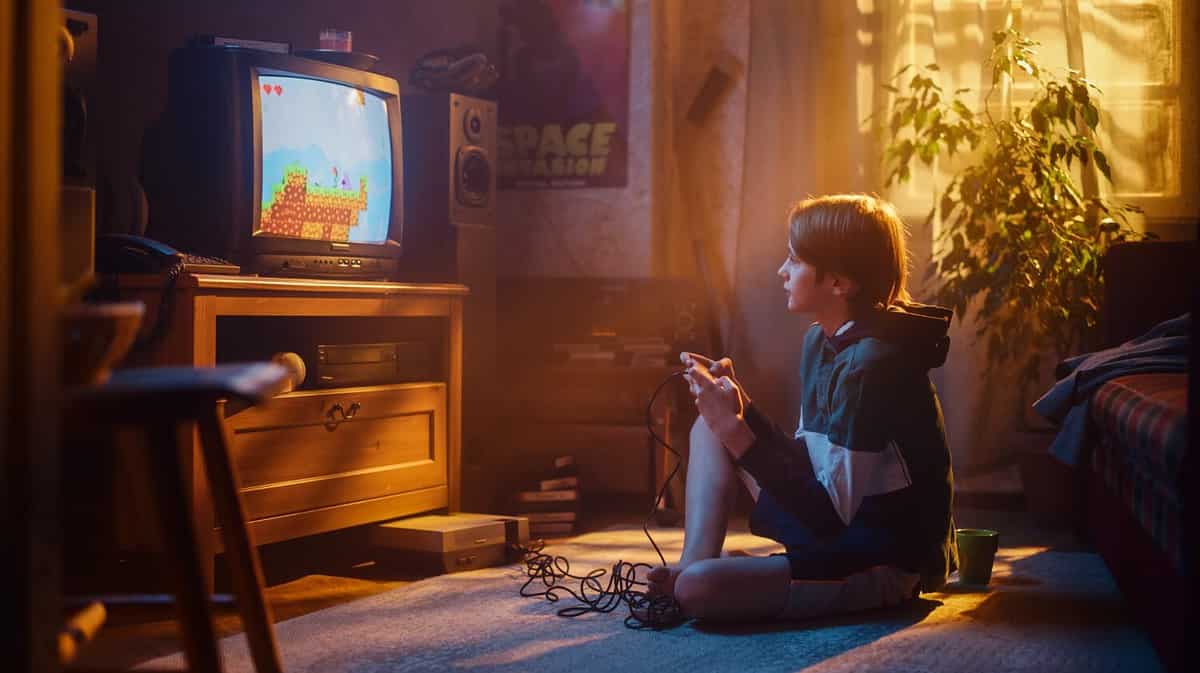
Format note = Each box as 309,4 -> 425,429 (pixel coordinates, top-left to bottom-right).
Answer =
787,194 -> 912,310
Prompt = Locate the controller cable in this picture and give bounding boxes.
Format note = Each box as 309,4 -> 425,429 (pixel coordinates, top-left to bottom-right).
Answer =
511,370 -> 688,629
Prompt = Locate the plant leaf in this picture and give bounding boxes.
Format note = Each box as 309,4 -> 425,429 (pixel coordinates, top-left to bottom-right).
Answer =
919,140 -> 940,164
1094,150 -> 1112,182
880,28 -> 1126,369
993,55 -> 1011,82
1031,106 -> 1047,133
1072,80 -> 1089,103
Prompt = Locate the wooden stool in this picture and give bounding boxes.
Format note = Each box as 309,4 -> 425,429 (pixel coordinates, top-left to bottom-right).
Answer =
70,363 -> 290,673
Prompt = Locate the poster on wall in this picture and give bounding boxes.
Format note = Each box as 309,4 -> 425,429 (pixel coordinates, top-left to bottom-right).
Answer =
496,0 -> 629,189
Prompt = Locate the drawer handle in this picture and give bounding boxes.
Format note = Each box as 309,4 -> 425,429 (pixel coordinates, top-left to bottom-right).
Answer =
325,402 -> 361,429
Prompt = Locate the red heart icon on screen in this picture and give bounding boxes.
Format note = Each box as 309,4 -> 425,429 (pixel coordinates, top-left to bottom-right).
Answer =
262,84 -> 271,94
274,85 -> 283,95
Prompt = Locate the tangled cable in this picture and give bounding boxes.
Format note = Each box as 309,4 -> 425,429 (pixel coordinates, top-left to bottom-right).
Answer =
513,370 -> 688,629
512,540 -> 682,628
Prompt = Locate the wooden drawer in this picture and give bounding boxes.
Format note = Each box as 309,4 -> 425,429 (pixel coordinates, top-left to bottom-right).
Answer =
224,382 -> 447,521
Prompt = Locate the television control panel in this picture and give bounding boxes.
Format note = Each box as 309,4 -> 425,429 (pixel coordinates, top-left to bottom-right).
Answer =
255,253 -> 397,280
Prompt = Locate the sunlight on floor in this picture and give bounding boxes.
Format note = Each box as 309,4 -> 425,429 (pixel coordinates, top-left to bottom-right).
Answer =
918,546 -> 1052,626
993,546 -> 1049,565
454,633 -> 616,668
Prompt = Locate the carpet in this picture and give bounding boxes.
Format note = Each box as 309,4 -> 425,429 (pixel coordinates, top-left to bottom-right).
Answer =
141,526 -> 1164,672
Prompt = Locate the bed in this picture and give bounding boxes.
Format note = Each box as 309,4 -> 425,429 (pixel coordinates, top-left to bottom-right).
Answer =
1078,240 -> 1196,673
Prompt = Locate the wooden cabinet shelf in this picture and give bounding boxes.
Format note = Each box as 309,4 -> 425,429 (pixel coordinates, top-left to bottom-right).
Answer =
116,274 -> 466,587
226,381 -> 447,525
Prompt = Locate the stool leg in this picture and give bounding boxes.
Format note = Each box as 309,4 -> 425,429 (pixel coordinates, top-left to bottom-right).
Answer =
146,420 -> 223,673
197,408 -> 283,673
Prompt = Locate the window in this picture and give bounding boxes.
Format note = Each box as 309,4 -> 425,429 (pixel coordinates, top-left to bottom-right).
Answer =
879,0 -> 1194,228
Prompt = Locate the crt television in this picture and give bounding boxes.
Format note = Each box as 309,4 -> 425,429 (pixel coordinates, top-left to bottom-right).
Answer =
143,45 -> 403,279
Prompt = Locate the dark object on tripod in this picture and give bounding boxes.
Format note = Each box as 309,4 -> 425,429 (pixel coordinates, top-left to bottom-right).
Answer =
409,46 -> 498,96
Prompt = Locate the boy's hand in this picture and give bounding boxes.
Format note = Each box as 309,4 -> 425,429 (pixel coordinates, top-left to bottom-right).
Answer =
679,352 -> 750,408
680,352 -> 755,457
680,352 -> 737,383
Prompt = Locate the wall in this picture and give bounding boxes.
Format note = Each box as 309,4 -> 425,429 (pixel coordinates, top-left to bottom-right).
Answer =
496,0 -> 656,278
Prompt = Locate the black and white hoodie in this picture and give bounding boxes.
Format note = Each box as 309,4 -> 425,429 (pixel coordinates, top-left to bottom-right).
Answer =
736,302 -> 958,591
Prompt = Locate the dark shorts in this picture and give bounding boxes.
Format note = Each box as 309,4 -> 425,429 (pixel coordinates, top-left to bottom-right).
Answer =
750,488 -> 906,581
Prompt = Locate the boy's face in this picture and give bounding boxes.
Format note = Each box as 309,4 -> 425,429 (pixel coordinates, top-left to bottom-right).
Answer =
777,251 -> 825,313
777,250 -> 855,314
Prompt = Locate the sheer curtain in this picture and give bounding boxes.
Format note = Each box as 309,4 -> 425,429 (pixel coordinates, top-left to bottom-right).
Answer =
727,2 -> 881,427
655,1 -> 880,426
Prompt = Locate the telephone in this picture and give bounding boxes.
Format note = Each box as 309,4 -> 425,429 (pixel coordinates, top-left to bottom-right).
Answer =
92,234 -> 239,355
95,233 -> 240,275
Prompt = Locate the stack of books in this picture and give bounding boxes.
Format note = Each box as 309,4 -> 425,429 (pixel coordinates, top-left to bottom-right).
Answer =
512,455 -> 580,538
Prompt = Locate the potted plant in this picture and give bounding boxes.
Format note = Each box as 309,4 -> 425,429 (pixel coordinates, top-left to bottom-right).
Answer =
877,29 -> 1148,523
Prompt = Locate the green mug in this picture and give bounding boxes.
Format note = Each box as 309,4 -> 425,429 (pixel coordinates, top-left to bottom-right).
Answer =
955,528 -> 999,586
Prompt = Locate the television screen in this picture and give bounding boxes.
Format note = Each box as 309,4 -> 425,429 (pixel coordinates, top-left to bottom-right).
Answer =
257,74 -> 393,245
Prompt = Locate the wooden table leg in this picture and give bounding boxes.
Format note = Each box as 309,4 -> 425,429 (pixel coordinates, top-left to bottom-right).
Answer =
146,420 -> 223,673
650,406 -> 684,525
661,406 -> 684,513
197,408 -> 283,673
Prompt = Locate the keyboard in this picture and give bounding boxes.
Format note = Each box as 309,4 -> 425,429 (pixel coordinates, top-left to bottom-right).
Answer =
181,254 -> 241,275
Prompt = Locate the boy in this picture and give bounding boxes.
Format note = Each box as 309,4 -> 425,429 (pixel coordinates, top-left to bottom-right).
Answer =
650,194 -> 956,622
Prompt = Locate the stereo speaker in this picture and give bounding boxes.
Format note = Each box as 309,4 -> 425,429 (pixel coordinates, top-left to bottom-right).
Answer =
399,93 -> 497,495
399,92 -> 496,281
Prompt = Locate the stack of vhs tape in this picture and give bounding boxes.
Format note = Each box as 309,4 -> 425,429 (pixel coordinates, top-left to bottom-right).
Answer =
512,454 -> 580,538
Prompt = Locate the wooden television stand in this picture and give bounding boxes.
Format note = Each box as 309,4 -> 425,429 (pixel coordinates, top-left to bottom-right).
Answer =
115,273 -> 467,589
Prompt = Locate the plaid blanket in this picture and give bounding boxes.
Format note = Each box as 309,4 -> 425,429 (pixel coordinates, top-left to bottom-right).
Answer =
1090,373 -> 1188,571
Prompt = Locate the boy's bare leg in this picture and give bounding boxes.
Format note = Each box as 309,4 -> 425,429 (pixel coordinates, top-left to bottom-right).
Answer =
681,416 -> 739,564
674,555 -> 793,621
647,417 -> 751,600
643,418 -> 792,620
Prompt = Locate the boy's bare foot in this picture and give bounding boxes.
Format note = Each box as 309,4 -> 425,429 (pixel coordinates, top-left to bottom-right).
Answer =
647,554 -> 754,601
646,564 -> 683,599
632,564 -> 686,626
